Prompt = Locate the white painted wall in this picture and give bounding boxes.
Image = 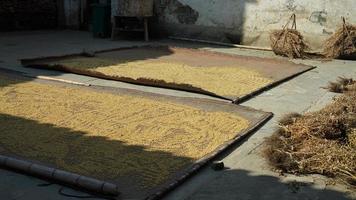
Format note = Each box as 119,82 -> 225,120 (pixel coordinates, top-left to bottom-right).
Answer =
156,0 -> 356,50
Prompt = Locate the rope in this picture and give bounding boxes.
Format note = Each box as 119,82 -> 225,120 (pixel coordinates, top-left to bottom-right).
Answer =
37,182 -> 53,187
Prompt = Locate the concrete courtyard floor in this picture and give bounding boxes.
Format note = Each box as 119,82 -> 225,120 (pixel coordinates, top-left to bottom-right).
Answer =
0,30 -> 355,200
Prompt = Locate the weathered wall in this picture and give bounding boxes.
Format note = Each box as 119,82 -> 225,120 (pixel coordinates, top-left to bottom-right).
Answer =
154,0 -> 356,50
0,0 -> 57,31
112,0 -> 154,17
0,0 -> 84,31
64,0 -> 81,29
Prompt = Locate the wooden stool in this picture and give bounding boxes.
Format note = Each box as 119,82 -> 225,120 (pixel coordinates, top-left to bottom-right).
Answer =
111,16 -> 150,41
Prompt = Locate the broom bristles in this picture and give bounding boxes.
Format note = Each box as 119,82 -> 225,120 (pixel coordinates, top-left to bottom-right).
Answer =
323,22 -> 356,59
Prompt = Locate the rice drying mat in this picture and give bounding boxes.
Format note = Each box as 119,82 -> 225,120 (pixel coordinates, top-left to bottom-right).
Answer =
0,71 -> 271,199
21,46 -> 314,103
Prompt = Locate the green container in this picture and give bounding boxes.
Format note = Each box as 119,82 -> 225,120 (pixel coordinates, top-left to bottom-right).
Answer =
91,4 -> 111,38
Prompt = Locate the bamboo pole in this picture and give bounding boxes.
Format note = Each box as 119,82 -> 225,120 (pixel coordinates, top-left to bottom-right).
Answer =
169,36 -> 273,51
0,155 -> 119,196
169,36 -> 321,55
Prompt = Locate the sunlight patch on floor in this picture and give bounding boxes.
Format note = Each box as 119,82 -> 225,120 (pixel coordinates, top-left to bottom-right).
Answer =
0,77 -> 249,186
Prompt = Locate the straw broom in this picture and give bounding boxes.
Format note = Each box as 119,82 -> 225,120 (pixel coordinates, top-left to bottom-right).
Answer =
270,14 -> 309,59
323,17 -> 356,59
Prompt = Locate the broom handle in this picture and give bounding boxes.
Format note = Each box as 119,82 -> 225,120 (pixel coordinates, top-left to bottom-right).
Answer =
282,13 -> 297,31
342,17 -> 356,50
275,14 -> 296,43
273,14 -> 297,49
291,14 -> 297,30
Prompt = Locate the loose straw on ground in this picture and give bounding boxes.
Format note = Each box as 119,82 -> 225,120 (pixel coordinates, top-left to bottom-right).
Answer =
264,82 -> 356,186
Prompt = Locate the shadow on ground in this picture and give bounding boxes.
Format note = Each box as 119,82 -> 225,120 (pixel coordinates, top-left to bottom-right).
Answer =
0,69 -> 353,200
181,168 -> 354,200
0,112 -> 194,199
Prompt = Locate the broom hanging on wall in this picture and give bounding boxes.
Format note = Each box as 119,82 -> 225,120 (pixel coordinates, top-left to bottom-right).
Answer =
270,14 -> 309,59
323,17 -> 356,59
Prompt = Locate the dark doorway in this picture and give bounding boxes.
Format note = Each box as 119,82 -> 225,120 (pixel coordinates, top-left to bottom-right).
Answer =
0,0 -> 58,31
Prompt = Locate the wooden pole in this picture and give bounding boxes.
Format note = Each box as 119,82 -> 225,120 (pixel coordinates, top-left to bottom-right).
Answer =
0,155 -> 119,196
144,18 -> 149,42
169,36 -> 272,51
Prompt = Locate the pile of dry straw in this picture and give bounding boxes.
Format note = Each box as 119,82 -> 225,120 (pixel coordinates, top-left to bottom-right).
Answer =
323,18 -> 356,59
271,15 -> 356,60
323,77 -> 356,93
265,77 -> 356,186
270,14 -> 309,58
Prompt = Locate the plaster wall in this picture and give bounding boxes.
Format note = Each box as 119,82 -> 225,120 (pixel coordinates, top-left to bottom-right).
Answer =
154,0 -> 356,50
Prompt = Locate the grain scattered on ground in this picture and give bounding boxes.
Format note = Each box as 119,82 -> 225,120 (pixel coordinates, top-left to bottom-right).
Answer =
46,57 -> 272,97
0,76 -> 249,187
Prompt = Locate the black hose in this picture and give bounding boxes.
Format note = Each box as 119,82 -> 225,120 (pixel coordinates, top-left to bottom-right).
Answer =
58,187 -> 116,200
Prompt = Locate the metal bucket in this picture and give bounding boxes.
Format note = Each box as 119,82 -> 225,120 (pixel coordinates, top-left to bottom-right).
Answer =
115,0 -> 154,17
